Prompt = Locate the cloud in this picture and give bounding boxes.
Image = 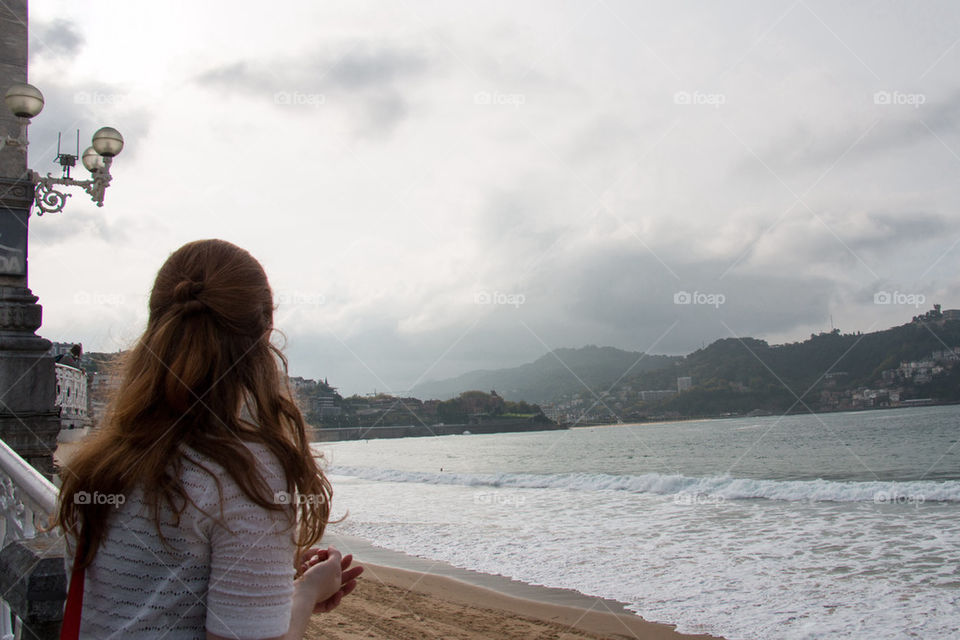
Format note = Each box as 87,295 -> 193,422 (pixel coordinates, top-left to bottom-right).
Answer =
195,43 -> 432,134
30,207 -> 130,246
740,87 -> 960,181
23,79 -> 152,167
278,229 -> 843,394
851,210 -> 949,251
323,47 -> 430,90
30,19 -> 84,61
197,45 -> 430,93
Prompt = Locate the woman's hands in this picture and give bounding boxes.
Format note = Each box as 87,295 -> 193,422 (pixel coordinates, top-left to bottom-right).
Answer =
296,546 -> 364,614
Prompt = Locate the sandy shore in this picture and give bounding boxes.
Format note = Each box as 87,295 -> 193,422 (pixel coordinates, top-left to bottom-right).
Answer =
306,535 -> 724,640
304,562 -> 723,640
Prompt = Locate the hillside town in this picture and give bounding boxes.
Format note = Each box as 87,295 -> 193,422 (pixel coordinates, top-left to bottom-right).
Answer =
61,349 -> 555,442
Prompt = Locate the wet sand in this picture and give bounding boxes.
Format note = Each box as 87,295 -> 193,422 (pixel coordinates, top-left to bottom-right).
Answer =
305,534 -> 724,640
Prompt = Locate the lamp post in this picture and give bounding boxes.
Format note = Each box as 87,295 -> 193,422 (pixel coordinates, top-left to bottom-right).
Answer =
2,83 -> 124,215
0,80 -> 122,477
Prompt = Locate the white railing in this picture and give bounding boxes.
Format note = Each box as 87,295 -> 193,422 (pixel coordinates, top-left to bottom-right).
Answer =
0,438 -> 59,640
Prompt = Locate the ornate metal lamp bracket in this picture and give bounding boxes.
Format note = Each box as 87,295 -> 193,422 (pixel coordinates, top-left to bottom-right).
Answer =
28,163 -> 113,216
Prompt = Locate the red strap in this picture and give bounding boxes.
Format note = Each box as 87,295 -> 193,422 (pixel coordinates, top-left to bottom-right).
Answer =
60,540 -> 85,640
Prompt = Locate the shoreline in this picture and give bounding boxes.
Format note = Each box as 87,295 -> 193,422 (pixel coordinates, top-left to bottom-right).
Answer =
569,416 -> 712,429
566,401 -> 960,429
321,532 -> 724,640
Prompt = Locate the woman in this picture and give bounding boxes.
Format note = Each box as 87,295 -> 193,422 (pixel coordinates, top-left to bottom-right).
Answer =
56,239 -> 361,639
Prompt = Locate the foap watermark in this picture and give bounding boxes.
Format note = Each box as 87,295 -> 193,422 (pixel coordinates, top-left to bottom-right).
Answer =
276,290 -> 325,307
74,291 -> 125,306
74,91 -> 127,106
873,491 -> 925,506
274,91 -> 325,108
673,90 -> 726,109
673,492 -> 725,506
74,491 -> 125,507
873,90 -> 926,108
474,290 -> 525,308
274,491 -> 327,506
873,291 -> 925,308
473,491 -> 526,507
674,290 -> 725,308
474,90 -> 526,108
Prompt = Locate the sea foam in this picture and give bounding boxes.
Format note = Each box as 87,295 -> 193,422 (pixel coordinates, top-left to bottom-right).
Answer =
328,465 -> 960,502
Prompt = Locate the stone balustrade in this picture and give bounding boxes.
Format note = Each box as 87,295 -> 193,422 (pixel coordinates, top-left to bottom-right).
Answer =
0,438 -> 64,640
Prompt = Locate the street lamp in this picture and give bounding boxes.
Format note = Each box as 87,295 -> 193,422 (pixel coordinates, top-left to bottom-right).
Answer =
3,82 -> 43,118
1,82 -> 123,215
1,83 -> 42,151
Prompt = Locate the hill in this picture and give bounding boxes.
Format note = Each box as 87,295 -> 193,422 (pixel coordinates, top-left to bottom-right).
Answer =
612,311 -> 960,417
411,346 -> 681,404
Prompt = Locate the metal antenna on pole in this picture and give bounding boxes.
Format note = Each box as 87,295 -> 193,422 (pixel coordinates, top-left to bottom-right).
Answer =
54,130 -> 78,179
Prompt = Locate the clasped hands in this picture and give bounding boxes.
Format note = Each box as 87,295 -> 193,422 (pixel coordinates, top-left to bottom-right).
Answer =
296,546 -> 364,614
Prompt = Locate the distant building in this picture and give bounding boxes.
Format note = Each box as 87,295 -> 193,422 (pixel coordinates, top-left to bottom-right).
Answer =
639,389 -> 676,402
316,397 -> 341,418
541,405 -> 563,422
677,376 -> 693,392
88,372 -> 121,428
55,363 -> 89,430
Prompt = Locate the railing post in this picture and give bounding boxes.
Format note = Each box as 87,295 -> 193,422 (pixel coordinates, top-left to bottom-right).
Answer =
0,537 -> 65,640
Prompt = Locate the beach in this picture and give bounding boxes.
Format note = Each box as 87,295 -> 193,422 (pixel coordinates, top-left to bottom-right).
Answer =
305,560 -> 721,640
311,534 -> 722,639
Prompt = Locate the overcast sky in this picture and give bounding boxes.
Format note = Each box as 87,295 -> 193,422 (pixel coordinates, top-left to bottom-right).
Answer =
21,1 -> 960,395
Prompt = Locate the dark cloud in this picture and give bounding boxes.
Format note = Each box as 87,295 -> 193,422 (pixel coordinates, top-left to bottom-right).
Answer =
197,46 -> 429,93
740,88 -> 960,181
29,19 -> 84,61
24,80 -> 151,168
282,234 -> 841,395
195,44 -> 431,134
701,206 -> 958,284
285,320 -> 547,397
540,241 -> 835,353
195,62 -> 271,90
851,210 -> 950,252
325,48 -> 429,90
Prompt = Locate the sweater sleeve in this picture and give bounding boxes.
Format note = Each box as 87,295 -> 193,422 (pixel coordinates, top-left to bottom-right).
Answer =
203,444 -> 297,639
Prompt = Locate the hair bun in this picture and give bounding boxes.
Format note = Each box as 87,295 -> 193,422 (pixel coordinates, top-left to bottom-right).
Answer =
173,280 -> 204,303
180,299 -> 206,315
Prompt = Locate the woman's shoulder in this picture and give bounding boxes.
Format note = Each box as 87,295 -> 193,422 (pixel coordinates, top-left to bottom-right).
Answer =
180,438 -> 280,466
179,439 -> 286,492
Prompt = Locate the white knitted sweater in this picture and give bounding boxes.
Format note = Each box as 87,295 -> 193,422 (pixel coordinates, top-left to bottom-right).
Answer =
64,441 -> 297,639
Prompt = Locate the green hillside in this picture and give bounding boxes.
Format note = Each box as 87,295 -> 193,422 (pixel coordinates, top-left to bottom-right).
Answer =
623,314 -> 960,416
411,345 -> 681,403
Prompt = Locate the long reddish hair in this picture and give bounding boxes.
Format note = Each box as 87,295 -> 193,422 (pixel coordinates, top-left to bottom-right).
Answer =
56,239 -> 331,568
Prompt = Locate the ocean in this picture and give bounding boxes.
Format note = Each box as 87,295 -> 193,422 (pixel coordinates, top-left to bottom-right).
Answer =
318,405 -> 960,639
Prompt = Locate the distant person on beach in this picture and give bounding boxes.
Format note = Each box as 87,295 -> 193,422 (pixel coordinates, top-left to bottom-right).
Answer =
56,239 -> 362,639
